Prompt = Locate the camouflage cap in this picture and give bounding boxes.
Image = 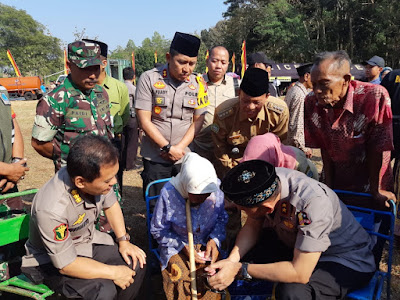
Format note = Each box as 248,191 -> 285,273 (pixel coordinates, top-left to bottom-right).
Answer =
68,41 -> 102,68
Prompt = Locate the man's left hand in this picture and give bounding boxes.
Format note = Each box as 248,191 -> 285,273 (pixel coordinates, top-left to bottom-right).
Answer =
204,239 -> 219,263
119,242 -> 147,269
205,259 -> 241,291
372,189 -> 396,209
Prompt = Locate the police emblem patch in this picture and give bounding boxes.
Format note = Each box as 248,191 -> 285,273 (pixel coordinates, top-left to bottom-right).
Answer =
53,223 -> 69,241
298,211 -> 311,226
154,106 -> 162,114
238,170 -> 256,183
155,97 -> 165,105
153,81 -> 166,89
188,99 -> 196,106
188,84 -> 196,90
73,213 -> 86,226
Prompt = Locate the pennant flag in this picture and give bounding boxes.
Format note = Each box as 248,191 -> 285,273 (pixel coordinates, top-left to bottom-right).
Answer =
205,49 -> 209,74
241,40 -> 247,79
7,49 -> 22,77
232,52 -> 236,73
63,48 -> 69,75
154,50 -> 158,63
132,51 -> 136,85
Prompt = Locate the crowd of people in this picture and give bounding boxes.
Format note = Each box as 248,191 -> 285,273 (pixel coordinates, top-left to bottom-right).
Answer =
0,31 -> 399,300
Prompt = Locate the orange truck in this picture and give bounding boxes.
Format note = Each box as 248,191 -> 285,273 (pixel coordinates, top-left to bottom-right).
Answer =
0,76 -> 43,100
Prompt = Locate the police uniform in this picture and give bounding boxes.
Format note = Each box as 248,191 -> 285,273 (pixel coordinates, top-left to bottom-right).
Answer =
211,95 -> 288,177
135,32 -> 207,197
32,41 -> 113,172
21,167 -> 145,299
221,162 -> 375,299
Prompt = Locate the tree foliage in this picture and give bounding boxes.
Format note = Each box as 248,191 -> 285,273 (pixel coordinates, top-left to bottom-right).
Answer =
0,4 -> 63,77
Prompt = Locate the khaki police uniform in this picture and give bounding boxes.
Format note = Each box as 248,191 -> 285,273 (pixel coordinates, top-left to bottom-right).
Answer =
135,64 -> 208,196
193,74 -> 239,160
245,168 -> 376,299
21,168 -> 145,299
211,96 -> 289,177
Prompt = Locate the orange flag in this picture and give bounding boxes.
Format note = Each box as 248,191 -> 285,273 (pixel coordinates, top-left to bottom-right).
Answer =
154,50 -> 158,63
241,40 -> 247,79
63,48 -> 69,75
232,52 -> 236,73
205,49 -> 209,74
6,49 -> 22,77
132,51 -> 136,85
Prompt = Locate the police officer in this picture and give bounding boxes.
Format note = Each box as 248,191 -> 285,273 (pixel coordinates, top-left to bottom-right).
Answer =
21,136 -> 146,300
31,40 -> 113,172
206,160 -> 376,299
211,68 -> 288,178
135,32 -> 208,197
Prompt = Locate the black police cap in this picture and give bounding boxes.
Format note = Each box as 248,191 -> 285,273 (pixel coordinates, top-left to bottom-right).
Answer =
221,160 -> 278,207
170,32 -> 200,57
240,68 -> 269,97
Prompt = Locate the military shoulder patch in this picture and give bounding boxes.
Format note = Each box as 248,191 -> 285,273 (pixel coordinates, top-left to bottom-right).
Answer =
267,102 -> 285,114
218,108 -> 234,120
210,124 -> 219,134
53,223 -> 69,241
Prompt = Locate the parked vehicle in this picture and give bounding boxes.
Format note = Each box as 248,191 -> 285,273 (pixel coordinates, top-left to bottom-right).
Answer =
0,76 -> 43,100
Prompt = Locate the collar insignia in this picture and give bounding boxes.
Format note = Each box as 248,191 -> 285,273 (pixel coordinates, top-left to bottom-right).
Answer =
71,189 -> 82,204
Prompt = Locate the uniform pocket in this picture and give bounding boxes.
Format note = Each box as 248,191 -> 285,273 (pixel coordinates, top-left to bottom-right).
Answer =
182,97 -> 196,120
152,96 -> 169,120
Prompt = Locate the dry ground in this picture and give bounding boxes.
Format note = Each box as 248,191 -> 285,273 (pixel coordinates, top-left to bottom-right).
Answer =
10,100 -> 400,299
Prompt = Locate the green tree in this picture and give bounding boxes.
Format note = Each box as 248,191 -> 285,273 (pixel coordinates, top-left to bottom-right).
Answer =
0,3 -> 63,77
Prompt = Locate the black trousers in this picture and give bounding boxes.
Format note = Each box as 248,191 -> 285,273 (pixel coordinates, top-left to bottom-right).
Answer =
140,158 -> 181,199
122,117 -> 139,171
22,244 -> 146,300
243,229 -> 374,300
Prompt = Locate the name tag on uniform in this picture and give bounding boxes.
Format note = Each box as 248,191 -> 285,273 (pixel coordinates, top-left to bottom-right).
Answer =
66,109 -> 91,118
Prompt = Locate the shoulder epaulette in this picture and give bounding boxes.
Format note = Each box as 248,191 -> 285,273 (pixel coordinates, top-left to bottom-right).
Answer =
267,101 -> 285,114
218,107 -> 234,120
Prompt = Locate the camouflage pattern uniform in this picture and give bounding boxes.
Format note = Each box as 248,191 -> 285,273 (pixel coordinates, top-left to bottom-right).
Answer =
32,41 -> 113,171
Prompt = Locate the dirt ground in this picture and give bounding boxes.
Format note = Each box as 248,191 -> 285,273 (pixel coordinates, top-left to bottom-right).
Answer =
9,100 -> 400,299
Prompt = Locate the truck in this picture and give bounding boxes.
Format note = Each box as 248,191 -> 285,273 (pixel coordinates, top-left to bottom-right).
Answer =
0,76 -> 43,100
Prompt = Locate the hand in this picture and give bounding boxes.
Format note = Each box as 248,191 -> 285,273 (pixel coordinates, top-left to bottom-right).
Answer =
305,149 -> 313,158
182,244 -> 206,264
111,265 -> 136,290
205,259 -> 242,291
6,159 -> 29,182
372,189 -> 396,209
165,145 -> 185,162
0,178 -> 15,194
119,242 -> 147,269
205,239 -> 219,263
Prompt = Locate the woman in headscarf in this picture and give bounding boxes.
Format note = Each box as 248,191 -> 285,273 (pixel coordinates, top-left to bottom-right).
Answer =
151,152 -> 228,300
241,133 -> 319,180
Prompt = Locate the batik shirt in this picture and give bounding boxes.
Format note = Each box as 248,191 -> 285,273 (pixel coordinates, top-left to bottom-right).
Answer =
150,181 -> 228,270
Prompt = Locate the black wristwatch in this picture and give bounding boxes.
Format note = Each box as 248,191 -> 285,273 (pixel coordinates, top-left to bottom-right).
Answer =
160,143 -> 171,153
238,262 -> 252,281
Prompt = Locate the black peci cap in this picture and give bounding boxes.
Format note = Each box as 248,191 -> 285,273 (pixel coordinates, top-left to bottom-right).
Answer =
240,68 -> 269,97
296,63 -> 313,77
170,32 -> 201,57
221,160 -> 278,207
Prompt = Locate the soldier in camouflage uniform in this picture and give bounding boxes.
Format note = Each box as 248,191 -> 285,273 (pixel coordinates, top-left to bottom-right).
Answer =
31,41 -> 113,172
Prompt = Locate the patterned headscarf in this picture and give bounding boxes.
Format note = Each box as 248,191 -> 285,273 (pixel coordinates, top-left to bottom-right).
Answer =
169,153 -> 218,199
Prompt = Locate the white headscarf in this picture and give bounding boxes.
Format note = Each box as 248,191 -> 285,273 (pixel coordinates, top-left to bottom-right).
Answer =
169,152 -> 218,199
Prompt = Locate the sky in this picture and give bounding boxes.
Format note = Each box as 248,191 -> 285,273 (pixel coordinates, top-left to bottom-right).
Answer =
1,0 -> 227,51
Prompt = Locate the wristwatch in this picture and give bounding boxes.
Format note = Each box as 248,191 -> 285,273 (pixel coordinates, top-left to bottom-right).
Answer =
115,233 -> 130,243
160,143 -> 171,153
238,262 -> 252,281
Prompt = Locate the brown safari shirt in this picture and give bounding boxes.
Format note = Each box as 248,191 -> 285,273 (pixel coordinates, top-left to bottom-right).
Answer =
211,96 -> 289,177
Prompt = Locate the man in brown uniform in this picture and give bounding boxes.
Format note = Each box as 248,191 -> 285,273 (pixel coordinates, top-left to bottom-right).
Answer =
212,68 -> 289,178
